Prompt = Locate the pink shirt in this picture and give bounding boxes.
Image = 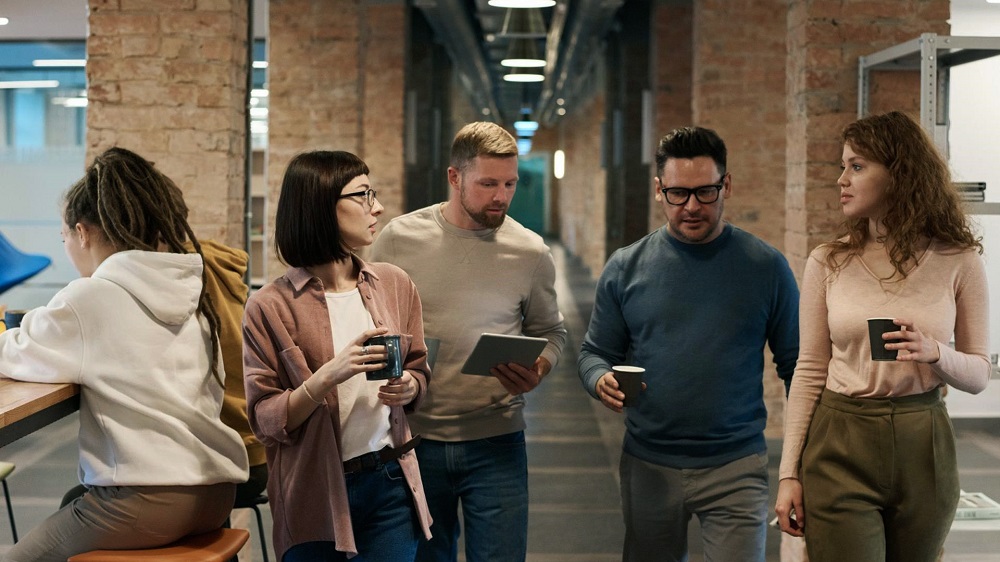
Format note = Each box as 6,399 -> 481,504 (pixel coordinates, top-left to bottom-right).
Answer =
779,241 -> 991,480
242,257 -> 432,558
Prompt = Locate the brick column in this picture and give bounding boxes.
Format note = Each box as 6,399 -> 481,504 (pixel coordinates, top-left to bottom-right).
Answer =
649,0 -> 693,232
783,6 -> 950,561
86,0 -> 250,247
267,0 -> 406,279
693,0 -> 787,251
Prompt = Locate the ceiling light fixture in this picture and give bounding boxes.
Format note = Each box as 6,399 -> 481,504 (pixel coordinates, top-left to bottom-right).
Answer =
513,118 -> 540,136
32,59 -> 87,67
503,68 -> 544,82
251,88 -> 269,97
499,8 -> 547,38
501,38 -> 545,68
0,80 -> 60,89
0,17 -> 9,25
488,0 -> 555,8
252,61 -> 268,69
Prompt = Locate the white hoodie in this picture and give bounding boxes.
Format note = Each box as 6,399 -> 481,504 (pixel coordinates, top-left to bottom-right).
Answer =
0,250 -> 249,486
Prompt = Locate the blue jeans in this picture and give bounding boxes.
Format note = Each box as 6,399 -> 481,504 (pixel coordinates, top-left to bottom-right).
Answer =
415,432 -> 528,562
283,460 -> 419,562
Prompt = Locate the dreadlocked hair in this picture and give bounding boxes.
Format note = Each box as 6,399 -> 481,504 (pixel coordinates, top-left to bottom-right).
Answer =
825,111 -> 982,278
63,147 -> 224,386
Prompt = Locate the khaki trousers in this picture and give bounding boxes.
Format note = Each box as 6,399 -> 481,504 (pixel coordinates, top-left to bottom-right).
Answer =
3,482 -> 236,562
801,388 -> 959,562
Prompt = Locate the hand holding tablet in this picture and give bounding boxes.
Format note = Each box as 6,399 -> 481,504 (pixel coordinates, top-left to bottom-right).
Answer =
461,333 -> 548,376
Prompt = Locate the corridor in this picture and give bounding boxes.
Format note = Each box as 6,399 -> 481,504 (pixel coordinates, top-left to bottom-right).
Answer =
1,242 -> 998,561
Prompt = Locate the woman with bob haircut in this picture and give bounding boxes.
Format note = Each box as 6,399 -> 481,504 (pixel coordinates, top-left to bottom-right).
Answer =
242,150 -> 432,561
775,111 -> 991,562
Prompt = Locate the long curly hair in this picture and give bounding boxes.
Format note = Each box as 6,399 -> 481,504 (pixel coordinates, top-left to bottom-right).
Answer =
824,111 -> 982,277
64,147 -> 224,386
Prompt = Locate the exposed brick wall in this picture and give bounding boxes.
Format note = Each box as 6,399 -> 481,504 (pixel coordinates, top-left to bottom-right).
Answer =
649,0 -> 693,233
693,0 -> 787,252
267,0 -> 406,278
557,91 -> 607,277
86,0 -> 249,247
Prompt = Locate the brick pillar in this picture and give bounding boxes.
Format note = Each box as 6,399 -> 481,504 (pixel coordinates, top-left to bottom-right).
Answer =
783,6 -> 951,561
267,0 -> 406,278
86,0 -> 250,247
649,0 -> 693,232
692,0 -> 787,251
557,90 -> 607,277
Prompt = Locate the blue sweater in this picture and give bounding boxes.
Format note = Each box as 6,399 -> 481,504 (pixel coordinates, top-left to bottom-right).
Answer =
579,224 -> 799,469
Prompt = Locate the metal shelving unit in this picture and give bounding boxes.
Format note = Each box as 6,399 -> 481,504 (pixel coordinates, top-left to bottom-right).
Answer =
859,33 -> 1000,160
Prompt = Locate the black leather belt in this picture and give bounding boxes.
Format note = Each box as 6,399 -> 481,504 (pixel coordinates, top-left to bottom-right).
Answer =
342,435 -> 421,475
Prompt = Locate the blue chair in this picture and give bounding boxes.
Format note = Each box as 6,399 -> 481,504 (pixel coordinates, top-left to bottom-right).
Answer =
0,230 -> 51,295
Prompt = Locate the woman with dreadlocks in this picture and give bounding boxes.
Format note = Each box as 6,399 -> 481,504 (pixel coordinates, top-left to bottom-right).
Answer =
0,147 -> 249,562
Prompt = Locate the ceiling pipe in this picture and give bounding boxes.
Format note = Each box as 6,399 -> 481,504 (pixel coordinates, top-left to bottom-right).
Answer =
536,0 -> 625,126
414,0 -> 503,121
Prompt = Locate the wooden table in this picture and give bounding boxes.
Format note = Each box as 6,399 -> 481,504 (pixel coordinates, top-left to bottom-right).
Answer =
0,378 -> 80,448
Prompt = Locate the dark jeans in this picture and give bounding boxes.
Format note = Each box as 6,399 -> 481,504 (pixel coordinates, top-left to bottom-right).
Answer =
282,459 -> 419,562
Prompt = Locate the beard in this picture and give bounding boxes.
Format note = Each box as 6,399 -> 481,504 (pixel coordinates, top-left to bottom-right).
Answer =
460,186 -> 508,229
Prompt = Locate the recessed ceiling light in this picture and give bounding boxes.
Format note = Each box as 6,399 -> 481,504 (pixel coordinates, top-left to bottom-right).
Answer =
0,17 -> 9,26
488,1 -> 556,8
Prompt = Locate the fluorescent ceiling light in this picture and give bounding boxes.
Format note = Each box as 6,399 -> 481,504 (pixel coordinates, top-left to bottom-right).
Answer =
252,61 -> 268,69
514,119 -> 539,134
0,80 -> 60,89
52,97 -> 88,107
489,1 -> 556,7
0,17 -> 9,25
503,69 -> 544,82
251,88 -> 269,97
33,59 -> 87,67
250,107 -> 269,118
501,58 -> 546,68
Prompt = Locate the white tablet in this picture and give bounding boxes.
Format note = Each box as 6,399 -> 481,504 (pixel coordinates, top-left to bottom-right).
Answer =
460,333 -> 549,376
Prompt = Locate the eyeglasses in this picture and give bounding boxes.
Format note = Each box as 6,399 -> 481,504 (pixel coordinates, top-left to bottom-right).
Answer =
659,176 -> 726,206
339,188 -> 378,208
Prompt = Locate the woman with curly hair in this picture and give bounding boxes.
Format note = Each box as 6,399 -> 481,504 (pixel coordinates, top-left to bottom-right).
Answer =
774,111 -> 991,562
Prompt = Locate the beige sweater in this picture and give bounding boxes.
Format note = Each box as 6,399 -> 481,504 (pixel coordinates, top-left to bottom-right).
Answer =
370,203 -> 567,441
779,241 -> 991,480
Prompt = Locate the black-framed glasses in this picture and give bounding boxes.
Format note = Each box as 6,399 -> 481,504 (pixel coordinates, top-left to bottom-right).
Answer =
339,188 -> 377,208
659,176 -> 725,206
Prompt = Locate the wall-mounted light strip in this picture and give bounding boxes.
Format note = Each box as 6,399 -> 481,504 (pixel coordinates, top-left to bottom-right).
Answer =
0,80 -> 60,89
33,59 -> 87,67
553,150 -> 565,179
52,97 -> 88,107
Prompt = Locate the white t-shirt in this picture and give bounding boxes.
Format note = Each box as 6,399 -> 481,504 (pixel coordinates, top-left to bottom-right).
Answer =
325,289 -> 392,461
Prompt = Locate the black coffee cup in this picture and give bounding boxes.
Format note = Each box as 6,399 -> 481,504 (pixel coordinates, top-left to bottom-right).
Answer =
867,318 -> 901,361
612,365 -> 644,407
365,334 -> 403,380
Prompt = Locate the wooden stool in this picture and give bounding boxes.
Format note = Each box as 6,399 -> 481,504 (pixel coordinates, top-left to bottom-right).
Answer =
67,527 -> 249,562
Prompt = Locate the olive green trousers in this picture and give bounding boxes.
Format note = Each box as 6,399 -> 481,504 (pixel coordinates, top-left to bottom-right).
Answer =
800,388 -> 958,562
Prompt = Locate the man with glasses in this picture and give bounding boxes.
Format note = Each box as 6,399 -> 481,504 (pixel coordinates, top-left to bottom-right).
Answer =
371,121 -> 566,562
578,126 -> 799,562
